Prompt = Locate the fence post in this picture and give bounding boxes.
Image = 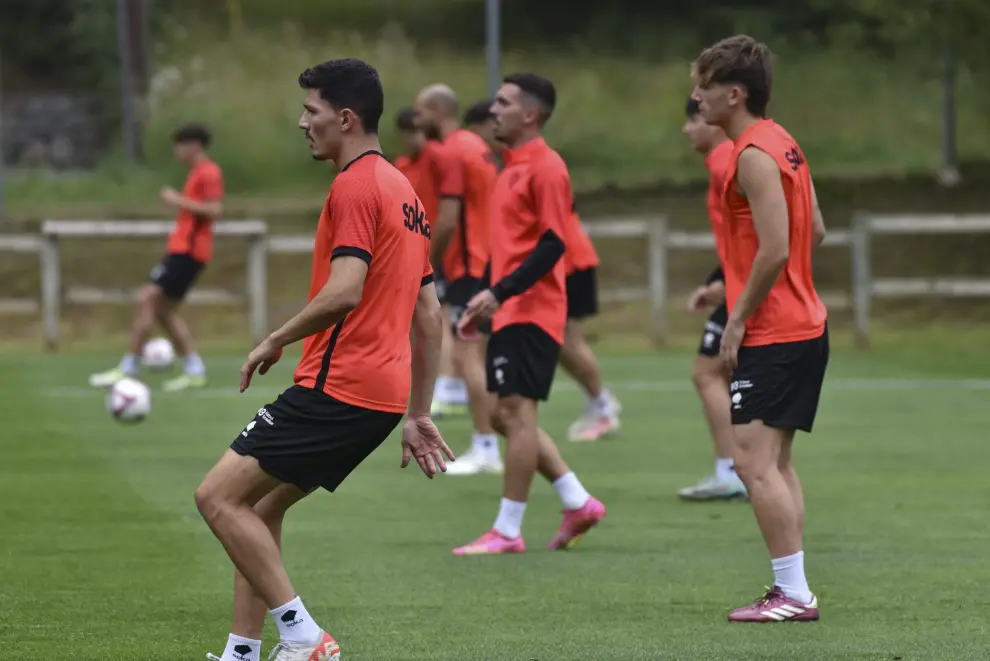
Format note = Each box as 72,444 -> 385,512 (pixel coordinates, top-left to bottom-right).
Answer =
647,217 -> 668,346
246,232 -> 268,344
851,213 -> 871,348
40,233 -> 61,351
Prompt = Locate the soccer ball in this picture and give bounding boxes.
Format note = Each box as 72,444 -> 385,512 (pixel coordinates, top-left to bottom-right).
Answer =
142,337 -> 175,371
106,378 -> 152,423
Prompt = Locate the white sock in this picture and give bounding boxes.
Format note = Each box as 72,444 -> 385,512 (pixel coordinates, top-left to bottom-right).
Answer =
184,353 -> 206,376
220,634 -> 262,661
715,457 -> 737,481
448,377 -> 468,405
552,471 -> 591,510
120,353 -> 139,376
771,551 -> 813,604
270,596 -> 322,645
591,388 -> 614,417
435,376 -> 458,404
471,432 -> 500,461
492,497 -> 526,539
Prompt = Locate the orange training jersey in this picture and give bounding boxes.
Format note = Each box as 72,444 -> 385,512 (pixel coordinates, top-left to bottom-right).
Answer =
394,142 -> 439,224
490,137 -> 571,344
433,129 -> 498,281
166,159 -> 224,263
563,209 -> 600,275
720,119 -> 826,347
705,139 -> 733,266
293,150 -> 433,413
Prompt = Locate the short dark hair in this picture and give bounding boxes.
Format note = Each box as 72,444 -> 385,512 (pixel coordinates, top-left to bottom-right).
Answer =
685,97 -> 700,117
502,73 -> 556,124
298,58 -> 384,133
463,99 -> 494,126
172,123 -> 211,147
395,107 -> 418,131
692,35 -> 773,117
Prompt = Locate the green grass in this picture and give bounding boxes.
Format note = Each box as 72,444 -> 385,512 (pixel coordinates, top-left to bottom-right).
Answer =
6,25 -> 990,220
3,338 -> 989,659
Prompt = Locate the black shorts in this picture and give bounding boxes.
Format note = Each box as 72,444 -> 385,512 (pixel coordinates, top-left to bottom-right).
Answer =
566,267 -> 599,320
149,253 -> 204,300
486,323 -> 560,401
698,304 -> 728,357
230,385 -> 403,492
446,276 -> 483,334
730,325 -> 830,433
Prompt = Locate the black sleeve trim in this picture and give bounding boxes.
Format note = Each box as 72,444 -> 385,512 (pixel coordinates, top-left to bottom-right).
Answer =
331,246 -> 372,265
490,229 -> 565,304
420,273 -> 435,287
704,265 -> 724,285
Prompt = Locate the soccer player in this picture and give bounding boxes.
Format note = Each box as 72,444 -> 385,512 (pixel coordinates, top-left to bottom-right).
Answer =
197,59 -> 452,661
560,209 -> 623,442
462,98 -> 499,151
691,35 -> 828,622
392,107 -> 469,418
677,97 -> 747,500
88,124 -> 222,392
453,73 -> 606,555
414,83 -> 502,475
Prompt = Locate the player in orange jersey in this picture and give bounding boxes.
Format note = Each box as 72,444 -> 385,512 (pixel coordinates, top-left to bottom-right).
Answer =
453,73 -> 606,555
677,97 -> 747,501
692,35 -> 828,623
462,98 -> 499,151
196,59 -> 451,661
393,107 -> 470,418
415,84 -> 502,475
88,124 -> 222,392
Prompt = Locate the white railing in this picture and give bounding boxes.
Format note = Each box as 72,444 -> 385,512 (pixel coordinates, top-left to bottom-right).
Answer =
1,214 -> 985,349
851,214 -> 990,345
33,220 -> 267,349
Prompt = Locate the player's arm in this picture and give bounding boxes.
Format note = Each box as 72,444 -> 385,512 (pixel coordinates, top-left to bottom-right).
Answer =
408,273 -> 442,418
267,255 -> 368,348
727,147 -> 790,325
430,148 -> 465,268
164,169 -> 224,219
810,178 -> 826,248
489,169 -> 569,303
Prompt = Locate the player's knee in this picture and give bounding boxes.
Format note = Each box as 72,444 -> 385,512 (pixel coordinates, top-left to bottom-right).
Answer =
137,284 -> 160,308
194,480 -> 222,523
692,357 -> 725,391
489,408 -> 507,436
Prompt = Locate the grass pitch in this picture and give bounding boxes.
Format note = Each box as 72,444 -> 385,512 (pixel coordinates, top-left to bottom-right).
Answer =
1,342 -> 987,660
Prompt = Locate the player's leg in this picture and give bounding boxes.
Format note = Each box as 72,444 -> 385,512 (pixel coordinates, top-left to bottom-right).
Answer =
88,276 -> 163,387
561,268 -> 621,441
727,332 -> 828,622
151,255 -> 208,392
679,304 -> 747,500
453,323 -> 605,554
431,279 -> 468,417
444,278 -> 501,476
207,484 -> 307,661
536,428 -> 607,550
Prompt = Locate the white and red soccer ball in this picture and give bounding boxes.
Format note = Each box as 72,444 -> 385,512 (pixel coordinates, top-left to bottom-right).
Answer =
106,378 -> 152,423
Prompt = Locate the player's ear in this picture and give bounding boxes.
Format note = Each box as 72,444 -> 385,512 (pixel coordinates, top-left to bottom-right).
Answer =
340,108 -> 356,133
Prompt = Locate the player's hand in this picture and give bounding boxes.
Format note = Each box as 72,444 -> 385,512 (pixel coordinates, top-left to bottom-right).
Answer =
457,289 -> 499,339
401,415 -> 455,479
160,186 -> 182,206
240,338 -> 283,392
719,317 -> 746,372
688,282 -> 726,313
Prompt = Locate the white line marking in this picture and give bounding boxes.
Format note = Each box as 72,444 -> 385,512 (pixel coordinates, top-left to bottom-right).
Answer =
37,378 -> 990,399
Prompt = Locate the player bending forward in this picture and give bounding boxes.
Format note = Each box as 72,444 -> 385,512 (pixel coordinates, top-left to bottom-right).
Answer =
678,98 -> 746,501
89,124 -> 222,392
196,59 -> 452,661
692,35 -> 829,622
452,73 -> 606,555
